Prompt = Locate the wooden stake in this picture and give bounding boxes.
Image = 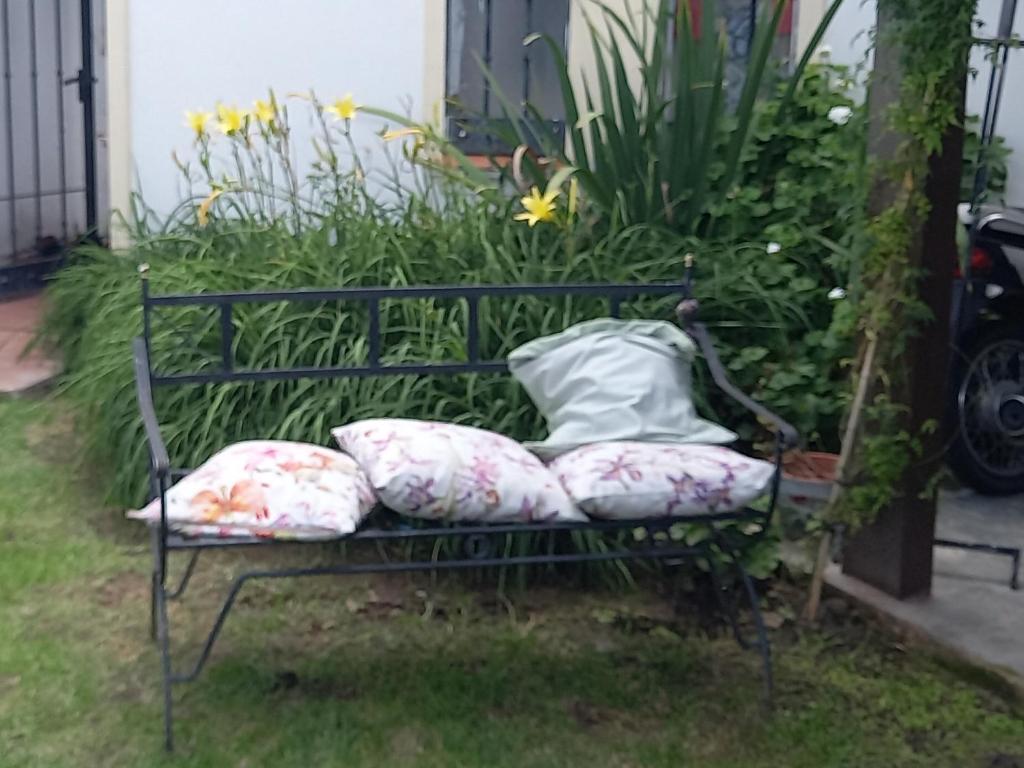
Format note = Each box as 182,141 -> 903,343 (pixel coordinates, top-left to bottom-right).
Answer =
804,333 -> 878,621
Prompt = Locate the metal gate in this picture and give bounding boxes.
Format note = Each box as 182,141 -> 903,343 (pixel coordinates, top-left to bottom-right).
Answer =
0,0 -> 99,296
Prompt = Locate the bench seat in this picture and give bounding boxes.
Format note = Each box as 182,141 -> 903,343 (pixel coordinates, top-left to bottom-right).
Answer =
133,278 -> 798,752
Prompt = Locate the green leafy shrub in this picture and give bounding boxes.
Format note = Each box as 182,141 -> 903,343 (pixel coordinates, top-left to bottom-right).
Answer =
960,114 -> 1012,204
49,198 -> 834,509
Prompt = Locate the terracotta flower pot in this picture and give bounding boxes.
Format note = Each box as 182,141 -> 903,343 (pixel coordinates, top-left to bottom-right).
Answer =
779,451 -> 838,516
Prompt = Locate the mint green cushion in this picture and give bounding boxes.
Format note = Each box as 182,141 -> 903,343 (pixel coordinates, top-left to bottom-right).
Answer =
508,318 -> 736,459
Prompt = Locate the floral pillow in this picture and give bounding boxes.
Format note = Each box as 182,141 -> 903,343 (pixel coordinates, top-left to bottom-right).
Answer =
332,419 -> 585,523
129,441 -> 377,539
548,442 -> 775,520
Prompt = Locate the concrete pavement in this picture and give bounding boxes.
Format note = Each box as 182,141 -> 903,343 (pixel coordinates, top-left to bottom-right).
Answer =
827,489 -> 1024,689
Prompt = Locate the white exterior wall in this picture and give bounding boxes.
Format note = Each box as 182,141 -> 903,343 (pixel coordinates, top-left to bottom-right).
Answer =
112,1 -> 1024,223
108,0 -> 660,230
118,0 -> 428,220
808,0 -> 1024,208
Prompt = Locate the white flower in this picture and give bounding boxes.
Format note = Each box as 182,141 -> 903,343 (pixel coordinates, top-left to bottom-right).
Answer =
766,242 -> 782,255
828,287 -> 847,300
817,44 -> 833,60
828,106 -> 853,126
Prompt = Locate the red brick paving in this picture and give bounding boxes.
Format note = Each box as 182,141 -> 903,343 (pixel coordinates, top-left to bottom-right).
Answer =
0,293 -> 61,395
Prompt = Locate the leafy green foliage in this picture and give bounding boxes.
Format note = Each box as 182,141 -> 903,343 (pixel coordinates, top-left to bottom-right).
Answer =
828,0 -> 982,528
961,114 -> 1012,204
720,64 -> 864,246
46,200 -> 831,510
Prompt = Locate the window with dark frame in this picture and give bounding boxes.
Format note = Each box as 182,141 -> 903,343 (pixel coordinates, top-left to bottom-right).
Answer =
443,0 -> 795,155
445,0 -> 570,156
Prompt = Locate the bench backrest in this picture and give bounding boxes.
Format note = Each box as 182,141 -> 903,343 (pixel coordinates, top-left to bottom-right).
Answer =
140,280 -> 689,387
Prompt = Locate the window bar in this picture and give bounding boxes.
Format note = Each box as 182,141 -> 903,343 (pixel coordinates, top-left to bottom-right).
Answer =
219,303 -> 234,372
522,0 -> 533,108
482,0 -> 493,118
1,0 -> 15,259
367,297 -> 381,366
1,186 -> 86,202
466,295 -> 480,362
79,0 -> 97,234
54,0 -> 67,241
29,0 -> 42,241
609,296 -> 622,319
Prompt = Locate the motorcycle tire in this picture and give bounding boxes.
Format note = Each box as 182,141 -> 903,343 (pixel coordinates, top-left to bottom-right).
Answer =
948,323 -> 1024,495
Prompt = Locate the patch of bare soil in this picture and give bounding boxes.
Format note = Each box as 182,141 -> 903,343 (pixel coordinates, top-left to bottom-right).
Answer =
562,697 -> 637,730
23,404 -> 78,466
388,726 -> 431,762
95,571 -> 149,609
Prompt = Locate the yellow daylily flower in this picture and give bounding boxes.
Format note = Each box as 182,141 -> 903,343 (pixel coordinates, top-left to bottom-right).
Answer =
514,187 -> 559,227
216,104 -> 246,135
251,99 -> 276,125
184,110 -> 213,138
325,94 -> 358,122
197,188 -> 223,227
381,127 -> 423,142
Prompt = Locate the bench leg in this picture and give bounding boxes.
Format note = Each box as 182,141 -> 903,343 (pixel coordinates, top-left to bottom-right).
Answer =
150,572 -> 158,642
150,528 -> 176,752
155,574 -> 175,752
708,531 -> 774,707
734,560 -> 774,706
167,551 -> 201,601
149,528 -> 159,643
150,544 -> 200,643
703,548 -> 748,650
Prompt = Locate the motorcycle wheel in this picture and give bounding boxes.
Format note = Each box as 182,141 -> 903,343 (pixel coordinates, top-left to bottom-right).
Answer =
948,323 -> 1024,495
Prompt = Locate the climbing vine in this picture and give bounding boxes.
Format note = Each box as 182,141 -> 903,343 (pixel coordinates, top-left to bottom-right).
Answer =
834,0 -> 979,526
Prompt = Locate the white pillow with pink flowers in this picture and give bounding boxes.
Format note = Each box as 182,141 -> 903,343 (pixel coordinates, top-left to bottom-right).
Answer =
332,419 -> 585,523
548,442 -> 775,519
129,440 -> 377,539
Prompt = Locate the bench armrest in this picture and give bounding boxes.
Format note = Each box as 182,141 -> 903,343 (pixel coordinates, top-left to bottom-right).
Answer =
687,322 -> 800,451
133,337 -> 171,481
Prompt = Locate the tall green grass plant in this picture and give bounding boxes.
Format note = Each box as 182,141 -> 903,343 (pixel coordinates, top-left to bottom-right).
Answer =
49,200 -> 833,508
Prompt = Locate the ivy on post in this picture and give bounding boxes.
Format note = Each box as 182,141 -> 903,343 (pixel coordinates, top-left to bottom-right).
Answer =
837,0 -> 976,598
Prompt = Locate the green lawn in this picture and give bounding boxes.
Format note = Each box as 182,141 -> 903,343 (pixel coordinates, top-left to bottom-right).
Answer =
1,397 -> 1023,767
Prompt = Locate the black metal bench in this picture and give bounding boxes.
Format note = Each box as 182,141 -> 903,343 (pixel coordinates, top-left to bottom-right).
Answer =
133,268 -> 798,752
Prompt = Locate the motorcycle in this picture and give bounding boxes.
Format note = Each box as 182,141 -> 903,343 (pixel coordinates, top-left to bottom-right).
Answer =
948,203 -> 1024,494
